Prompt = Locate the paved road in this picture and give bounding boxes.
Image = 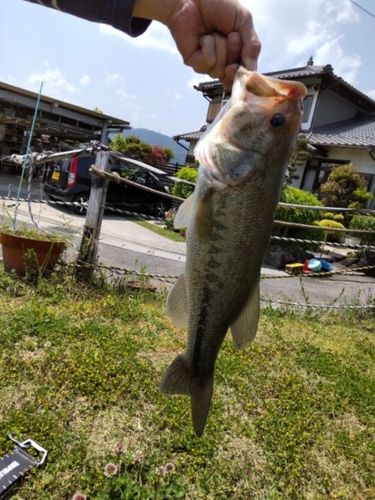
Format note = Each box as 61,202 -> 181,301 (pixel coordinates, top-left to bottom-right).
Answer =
0,174 -> 374,307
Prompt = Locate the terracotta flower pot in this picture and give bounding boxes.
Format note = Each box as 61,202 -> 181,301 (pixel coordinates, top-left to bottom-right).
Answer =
0,231 -> 66,275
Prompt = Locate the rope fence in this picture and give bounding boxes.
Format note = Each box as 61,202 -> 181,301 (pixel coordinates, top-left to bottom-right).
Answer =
1,144 -> 375,311
2,194 -> 375,251
65,261 -> 375,310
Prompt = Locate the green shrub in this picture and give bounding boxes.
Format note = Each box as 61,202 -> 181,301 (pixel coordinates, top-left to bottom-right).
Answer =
349,215 -> 375,245
323,212 -> 335,220
319,164 -> 372,208
273,187 -> 324,251
171,166 -> 198,199
333,213 -> 345,223
318,219 -> 345,243
276,186 -> 322,225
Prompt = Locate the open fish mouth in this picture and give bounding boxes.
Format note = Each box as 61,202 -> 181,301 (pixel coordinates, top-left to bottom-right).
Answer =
236,67 -> 307,101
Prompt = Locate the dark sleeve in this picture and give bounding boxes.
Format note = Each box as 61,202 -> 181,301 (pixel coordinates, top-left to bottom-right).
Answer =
23,0 -> 151,37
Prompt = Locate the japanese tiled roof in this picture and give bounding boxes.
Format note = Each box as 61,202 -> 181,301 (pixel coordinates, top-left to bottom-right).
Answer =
195,65 -> 332,91
173,128 -> 205,141
195,64 -> 375,110
310,117 -> 375,147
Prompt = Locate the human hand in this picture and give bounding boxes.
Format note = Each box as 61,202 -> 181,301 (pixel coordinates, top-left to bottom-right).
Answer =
133,0 -> 261,89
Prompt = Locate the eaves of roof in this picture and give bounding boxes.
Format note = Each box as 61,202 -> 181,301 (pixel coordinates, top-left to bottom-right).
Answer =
173,129 -> 204,141
195,65 -> 375,111
0,80 -> 130,128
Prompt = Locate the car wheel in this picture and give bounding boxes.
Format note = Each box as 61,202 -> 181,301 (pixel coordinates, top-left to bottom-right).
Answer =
73,194 -> 89,215
152,200 -> 167,218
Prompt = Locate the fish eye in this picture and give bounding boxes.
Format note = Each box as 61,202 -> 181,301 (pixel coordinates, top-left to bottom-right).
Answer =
270,113 -> 286,127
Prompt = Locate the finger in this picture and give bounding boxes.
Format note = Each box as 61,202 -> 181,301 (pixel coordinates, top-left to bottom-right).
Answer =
220,63 -> 240,90
186,34 -> 216,74
207,33 -> 227,79
241,29 -> 261,71
226,32 -> 241,67
238,13 -> 261,70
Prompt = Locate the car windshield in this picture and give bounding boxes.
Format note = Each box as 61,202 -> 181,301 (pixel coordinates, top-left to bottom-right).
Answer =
118,164 -> 148,185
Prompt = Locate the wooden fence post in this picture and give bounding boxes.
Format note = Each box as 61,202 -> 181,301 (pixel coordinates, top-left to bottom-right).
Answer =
76,150 -> 110,281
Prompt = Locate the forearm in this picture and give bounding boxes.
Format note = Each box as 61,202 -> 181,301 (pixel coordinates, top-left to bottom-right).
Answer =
23,0 -> 151,36
132,0 -> 177,25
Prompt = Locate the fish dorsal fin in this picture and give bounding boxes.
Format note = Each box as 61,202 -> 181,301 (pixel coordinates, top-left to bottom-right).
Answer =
230,283 -> 260,349
167,273 -> 188,328
174,193 -> 195,229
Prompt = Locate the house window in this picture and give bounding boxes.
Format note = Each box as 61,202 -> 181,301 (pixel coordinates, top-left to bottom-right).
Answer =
302,95 -> 314,123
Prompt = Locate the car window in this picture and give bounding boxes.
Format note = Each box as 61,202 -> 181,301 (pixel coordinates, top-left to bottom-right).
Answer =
78,156 -> 94,176
55,159 -> 70,172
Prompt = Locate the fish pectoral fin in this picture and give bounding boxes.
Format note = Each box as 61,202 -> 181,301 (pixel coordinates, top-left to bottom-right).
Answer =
167,274 -> 188,328
174,193 -> 195,229
230,283 -> 260,349
160,354 -> 191,395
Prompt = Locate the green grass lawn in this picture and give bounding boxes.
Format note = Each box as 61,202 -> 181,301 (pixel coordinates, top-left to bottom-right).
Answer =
135,220 -> 186,242
0,271 -> 374,499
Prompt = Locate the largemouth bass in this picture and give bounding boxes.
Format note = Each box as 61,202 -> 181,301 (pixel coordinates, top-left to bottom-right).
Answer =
161,68 -> 306,436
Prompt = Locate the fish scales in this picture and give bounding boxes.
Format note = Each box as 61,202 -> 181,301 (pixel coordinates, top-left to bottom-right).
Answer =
187,175 -> 280,374
161,68 -> 306,436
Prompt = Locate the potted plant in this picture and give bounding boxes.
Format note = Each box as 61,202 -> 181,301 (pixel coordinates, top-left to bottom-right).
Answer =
0,224 -> 67,276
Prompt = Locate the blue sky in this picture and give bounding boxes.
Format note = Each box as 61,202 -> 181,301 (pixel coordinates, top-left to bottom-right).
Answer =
1,0 -> 374,137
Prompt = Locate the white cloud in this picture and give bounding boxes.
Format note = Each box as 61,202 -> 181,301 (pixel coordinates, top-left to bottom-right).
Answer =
115,87 -> 138,106
99,23 -> 178,55
106,73 -> 125,85
315,37 -> 362,84
27,64 -> 76,99
79,74 -> 91,87
113,86 -> 159,125
165,91 -> 182,100
0,75 -> 17,85
187,74 -> 213,89
246,0 -> 361,81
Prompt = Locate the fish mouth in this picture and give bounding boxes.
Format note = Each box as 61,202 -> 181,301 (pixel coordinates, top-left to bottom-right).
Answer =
236,67 -> 307,101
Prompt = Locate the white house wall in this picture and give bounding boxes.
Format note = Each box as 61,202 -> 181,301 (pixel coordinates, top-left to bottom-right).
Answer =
314,89 -> 359,128
327,147 -> 375,174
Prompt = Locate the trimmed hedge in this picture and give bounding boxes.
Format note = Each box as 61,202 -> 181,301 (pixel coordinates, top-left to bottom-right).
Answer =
317,219 -> 345,243
349,215 -> 375,245
171,166 -> 198,199
273,187 -> 324,250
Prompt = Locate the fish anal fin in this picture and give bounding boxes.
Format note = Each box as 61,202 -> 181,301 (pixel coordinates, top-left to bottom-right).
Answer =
160,354 -> 191,395
231,283 -> 260,349
167,274 -> 188,329
174,193 -> 195,229
191,376 -> 214,437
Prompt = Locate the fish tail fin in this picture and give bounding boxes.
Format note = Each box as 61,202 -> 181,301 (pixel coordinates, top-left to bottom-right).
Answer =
191,376 -> 214,437
160,355 -> 214,436
159,354 -> 191,395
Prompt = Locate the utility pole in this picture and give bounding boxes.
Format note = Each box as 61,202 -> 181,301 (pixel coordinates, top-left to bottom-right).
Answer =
76,150 -> 110,282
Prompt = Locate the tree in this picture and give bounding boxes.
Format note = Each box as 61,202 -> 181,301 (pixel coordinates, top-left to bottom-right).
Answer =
284,135 -> 313,186
109,134 -> 173,164
110,134 -> 151,159
319,163 -> 372,208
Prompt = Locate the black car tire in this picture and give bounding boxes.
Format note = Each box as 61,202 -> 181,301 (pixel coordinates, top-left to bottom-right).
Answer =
152,200 -> 168,218
73,194 -> 89,215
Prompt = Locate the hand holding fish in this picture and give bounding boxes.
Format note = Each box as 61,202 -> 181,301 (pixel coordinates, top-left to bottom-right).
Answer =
133,0 -> 261,88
